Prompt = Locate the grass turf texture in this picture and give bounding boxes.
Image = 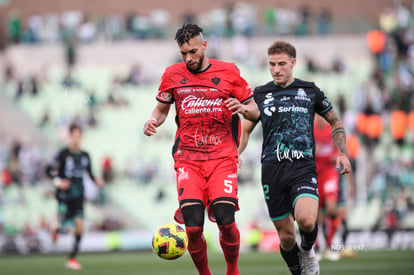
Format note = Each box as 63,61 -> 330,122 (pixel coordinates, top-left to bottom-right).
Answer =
1,250 -> 414,274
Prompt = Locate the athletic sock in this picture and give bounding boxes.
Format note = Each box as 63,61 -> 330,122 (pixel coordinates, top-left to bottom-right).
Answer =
327,216 -> 341,248
280,243 -> 302,275
185,226 -> 211,275
218,222 -> 240,275
69,234 -> 82,259
300,223 -> 318,251
341,220 -> 349,245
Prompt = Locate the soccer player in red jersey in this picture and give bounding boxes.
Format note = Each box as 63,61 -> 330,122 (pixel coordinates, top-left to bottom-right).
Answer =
314,114 -> 341,260
143,24 -> 259,275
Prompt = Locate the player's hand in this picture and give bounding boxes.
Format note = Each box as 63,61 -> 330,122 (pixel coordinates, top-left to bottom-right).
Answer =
143,118 -> 158,136
95,178 -> 105,187
225,98 -> 245,115
58,179 -> 71,190
336,153 -> 352,175
237,157 -> 243,169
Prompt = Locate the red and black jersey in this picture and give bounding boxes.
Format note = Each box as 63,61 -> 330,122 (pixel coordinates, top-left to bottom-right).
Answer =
314,120 -> 338,167
156,59 -> 253,161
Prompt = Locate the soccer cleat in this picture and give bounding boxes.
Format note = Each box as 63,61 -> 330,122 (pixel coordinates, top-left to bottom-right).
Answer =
299,246 -> 320,275
324,250 -> 341,261
65,258 -> 82,270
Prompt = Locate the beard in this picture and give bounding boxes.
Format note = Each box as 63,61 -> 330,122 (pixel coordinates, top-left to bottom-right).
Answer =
186,54 -> 205,74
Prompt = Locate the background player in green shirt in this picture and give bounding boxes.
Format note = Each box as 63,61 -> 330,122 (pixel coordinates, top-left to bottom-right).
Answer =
46,123 -> 104,270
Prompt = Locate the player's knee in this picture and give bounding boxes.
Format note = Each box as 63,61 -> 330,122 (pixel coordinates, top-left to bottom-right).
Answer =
212,202 -> 235,226
181,203 -> 205,227
296,216 -> 316,232
185,225 -> 204,240
279,231 -> 296,250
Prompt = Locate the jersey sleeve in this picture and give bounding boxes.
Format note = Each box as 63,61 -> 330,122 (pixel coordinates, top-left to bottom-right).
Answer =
230,64 -> 253,103
156,68 -> 174,104
314,85 -> 333,115
84,152 -> 96,182
45,149 -> 66,179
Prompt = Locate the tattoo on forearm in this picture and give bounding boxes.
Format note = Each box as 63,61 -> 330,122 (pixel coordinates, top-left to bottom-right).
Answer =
331,127 -> 347,154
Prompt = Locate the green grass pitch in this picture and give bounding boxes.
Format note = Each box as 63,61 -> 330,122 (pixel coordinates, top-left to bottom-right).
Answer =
1,250 -> 414,274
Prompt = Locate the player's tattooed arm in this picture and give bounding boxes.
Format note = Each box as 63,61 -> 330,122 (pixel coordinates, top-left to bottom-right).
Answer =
323,109 -> 348,155
323,108 -> 352,174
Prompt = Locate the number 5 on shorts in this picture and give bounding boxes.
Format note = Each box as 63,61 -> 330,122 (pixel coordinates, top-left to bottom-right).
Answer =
224,180 -> 233,193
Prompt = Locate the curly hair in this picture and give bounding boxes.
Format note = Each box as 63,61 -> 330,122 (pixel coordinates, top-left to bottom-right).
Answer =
268,41 -> 296,58
175,24 -> 203,46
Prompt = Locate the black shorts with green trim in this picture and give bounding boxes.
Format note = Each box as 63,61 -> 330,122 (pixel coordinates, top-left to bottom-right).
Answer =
58,197 -> 85,224
261,160 -> 319,221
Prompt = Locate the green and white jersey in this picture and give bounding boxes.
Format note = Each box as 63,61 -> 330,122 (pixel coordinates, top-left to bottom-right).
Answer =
46,148 -> 95,201
254,78 -> 332,164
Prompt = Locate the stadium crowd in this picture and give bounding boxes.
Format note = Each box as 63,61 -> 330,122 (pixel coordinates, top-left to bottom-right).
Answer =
4,2 -> 336,47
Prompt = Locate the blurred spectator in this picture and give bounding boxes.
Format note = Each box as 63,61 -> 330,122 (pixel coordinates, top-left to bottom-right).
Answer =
14,79 -> 24,101
305,56 -> 320,73
124,64 -> 145,86
390,110 -> 408,146
29,75 -> 40,96
25,13 -> 43,43
391,27 -> 409,61
87,90 -> 98,109
149,9 -> 170,39
366,29 -> 386,64
182,11 -> 195,24
379,6 -> 397,33
78,14 -> 97,43
39,109 -> 50,128
296,5 -> 311,36
7,141 -> 23,190
64,36 -> 77,70
102,155 -> 113,183
106,79 -> 129,107
263,7 -> 276,36
317,8 -> 332,35
331,57 -> 346,73
86,109 -> 98,128
7,11 -> 22,44
62,70 -> 81,88
104,14 -> 125,41
3,63 -> 15,83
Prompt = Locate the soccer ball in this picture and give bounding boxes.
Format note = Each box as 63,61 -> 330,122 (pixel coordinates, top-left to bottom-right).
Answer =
152,223 -> 188,260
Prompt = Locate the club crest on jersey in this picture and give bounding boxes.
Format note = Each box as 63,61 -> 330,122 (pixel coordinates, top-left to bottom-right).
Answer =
159,92 -> 172,101
295,88 -> 310,101
211,77 -> 220,85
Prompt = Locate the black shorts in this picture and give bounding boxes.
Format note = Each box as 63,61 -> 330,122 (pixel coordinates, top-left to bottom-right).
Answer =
261,160 -> 319,221
57,197 -> 84,225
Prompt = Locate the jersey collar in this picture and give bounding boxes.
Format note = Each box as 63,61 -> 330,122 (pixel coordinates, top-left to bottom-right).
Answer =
273,78 -> 295,88
194,63 -> 212,74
